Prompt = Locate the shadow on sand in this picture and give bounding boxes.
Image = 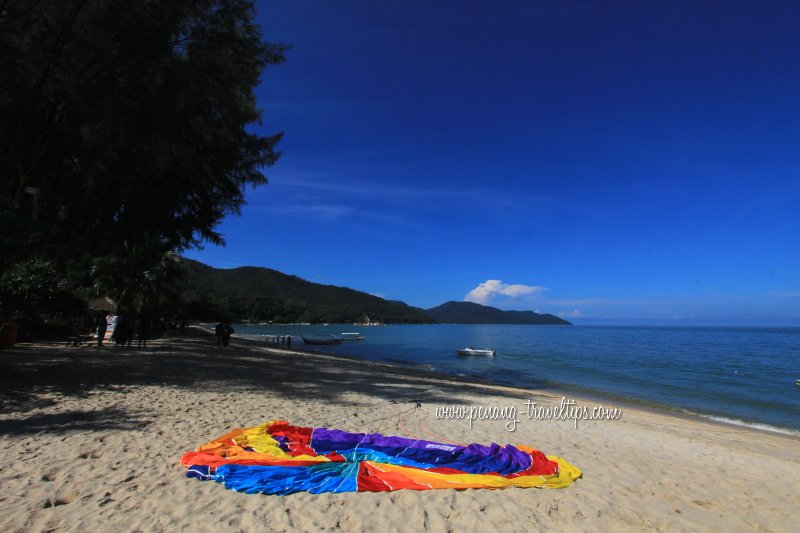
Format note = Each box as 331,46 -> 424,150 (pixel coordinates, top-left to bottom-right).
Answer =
0,331 -> 552,434
0,407 -> 151,436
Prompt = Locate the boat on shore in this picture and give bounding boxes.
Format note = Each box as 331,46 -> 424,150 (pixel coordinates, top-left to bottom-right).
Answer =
340,332 -> 365,341
456,347 -> 496,357
301,335 -> 342,345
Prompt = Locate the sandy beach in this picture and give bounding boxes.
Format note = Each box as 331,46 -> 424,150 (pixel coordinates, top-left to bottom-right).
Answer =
1,331 -> 798,532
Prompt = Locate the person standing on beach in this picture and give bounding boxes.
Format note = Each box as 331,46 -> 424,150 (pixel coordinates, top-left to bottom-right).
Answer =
286,335 -> 292,349
96,314 -> 107,347
137,311 -> 151,349
215,322 -> 224,347
113,315 -> 128,346
223,323 -> 234,347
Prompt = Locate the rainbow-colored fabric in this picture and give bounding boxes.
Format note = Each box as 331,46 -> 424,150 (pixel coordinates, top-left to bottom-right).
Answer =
181,420 -> 581,494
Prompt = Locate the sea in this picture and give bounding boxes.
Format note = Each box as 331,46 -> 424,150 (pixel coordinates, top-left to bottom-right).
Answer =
231,324 -> 800,434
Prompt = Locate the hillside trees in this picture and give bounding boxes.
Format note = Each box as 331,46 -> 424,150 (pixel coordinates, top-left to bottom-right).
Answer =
0,0 -> 286,323
179,259 -> 437,324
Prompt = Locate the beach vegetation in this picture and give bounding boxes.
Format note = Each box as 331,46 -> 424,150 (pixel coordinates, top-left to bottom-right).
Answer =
0,259 -> 86,338
1,0 -> 287,267
88,244 -> 184,314
0,0 -> 287,336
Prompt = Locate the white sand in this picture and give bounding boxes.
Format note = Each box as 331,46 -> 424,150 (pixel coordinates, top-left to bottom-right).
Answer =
1,333 -> 798,532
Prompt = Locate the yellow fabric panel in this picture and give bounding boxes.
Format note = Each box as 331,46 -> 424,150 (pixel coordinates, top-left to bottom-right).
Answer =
200,422 -> 328,464
364,455 -> 581,490
545,456 -> 583,488
233,423 -> 291,457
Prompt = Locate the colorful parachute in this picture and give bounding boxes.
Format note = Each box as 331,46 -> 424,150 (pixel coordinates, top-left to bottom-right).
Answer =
181,420 -> 581,495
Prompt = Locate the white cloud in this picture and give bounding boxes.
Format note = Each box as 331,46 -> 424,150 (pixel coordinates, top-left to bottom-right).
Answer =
264,204 -> 354,220
558,309 -> 582,318
464,280 -> 547,305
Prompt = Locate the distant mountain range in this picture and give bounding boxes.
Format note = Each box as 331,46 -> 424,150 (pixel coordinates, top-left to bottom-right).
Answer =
179,258 -> 434,324
426,301 -> 571,325
179,258 -> 570,325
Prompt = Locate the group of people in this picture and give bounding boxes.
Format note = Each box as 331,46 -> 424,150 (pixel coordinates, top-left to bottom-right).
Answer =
214,322 -> 235,347
95,311 -> 151,349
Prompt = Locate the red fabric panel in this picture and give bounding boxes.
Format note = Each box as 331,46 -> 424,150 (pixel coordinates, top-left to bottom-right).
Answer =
180,451 -> 326,470
267,421 -> 316,456
356,461 -> 434,492
506,447 -> 559,477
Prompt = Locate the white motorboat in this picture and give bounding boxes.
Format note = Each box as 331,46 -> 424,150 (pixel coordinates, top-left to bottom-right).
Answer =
456,347 -> 496,357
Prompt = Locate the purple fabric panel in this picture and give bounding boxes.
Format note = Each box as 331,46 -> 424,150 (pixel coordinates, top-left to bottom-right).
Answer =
310,428 -> 531,475
273,435 -> 290,452
311,428 -> 463,452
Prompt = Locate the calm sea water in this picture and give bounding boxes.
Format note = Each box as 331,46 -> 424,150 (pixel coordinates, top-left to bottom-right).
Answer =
232,324 -> 800,432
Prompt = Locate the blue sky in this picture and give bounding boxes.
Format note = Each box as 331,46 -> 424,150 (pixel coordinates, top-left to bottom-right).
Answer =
184,0 -> 800,325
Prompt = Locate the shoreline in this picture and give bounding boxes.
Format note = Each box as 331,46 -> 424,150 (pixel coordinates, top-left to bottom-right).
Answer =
231,331 -> 800,439
1,333 -> 798,531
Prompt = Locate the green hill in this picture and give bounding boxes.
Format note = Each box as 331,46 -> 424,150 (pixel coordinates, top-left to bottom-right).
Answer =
179,258 -> 435,324
426,301 -> 571,325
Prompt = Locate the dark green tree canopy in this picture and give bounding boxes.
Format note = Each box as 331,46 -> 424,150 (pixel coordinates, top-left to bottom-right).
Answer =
0,0 -> 287,270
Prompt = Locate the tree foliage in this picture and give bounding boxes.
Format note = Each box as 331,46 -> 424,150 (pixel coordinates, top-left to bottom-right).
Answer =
0,259 -> 85,328
89,243 -> 184,313
0,0 -> 287,272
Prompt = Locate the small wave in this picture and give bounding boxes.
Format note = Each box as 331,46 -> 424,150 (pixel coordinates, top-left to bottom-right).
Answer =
699,415 -> 800,436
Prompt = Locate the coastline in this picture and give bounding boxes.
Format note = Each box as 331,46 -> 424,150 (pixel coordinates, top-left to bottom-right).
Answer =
233,330 -> 800,439
231,323 -> 800,435
1,332 -> 798,532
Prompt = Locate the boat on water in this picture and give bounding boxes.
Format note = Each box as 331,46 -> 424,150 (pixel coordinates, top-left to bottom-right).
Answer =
456,347 -> 497,357
340,332 -> 365,341
301,335 -> 342,345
